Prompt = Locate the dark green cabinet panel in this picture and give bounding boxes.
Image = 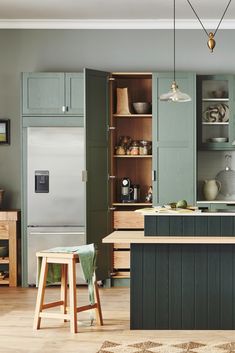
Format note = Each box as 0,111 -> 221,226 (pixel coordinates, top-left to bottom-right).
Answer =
22,72 -> 84,116
85,68 -> 111,280
152,72 -> 196,206
145,215 -> 235,236
131,243 -> 235,329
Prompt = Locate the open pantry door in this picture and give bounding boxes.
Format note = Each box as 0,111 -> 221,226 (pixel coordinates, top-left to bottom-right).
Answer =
84,68 -> 111,280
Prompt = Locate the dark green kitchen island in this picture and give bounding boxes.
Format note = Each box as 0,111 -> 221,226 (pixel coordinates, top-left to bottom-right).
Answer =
103,212 -> 235,330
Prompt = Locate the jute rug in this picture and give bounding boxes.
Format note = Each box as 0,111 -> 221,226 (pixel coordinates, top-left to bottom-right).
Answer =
97,340 -> 235,353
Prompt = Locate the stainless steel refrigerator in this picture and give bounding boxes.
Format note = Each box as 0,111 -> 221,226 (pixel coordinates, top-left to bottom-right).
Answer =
27,127 -> 86,285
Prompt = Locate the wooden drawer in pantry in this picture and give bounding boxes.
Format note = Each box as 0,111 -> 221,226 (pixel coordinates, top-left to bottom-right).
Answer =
113,250 -> 130,269
114,211 -> 144,229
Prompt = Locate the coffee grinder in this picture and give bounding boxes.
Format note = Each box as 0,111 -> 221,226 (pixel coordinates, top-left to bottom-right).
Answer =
120,177 -> 133,202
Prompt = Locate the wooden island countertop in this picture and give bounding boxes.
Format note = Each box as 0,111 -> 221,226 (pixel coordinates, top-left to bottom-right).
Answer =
103,230 -> 235,244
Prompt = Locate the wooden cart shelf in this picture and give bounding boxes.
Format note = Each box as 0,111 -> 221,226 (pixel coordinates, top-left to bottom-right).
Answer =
0,210 -> 20,287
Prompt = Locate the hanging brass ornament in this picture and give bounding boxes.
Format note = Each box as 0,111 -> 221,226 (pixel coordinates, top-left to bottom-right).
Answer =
187,0 -> 231,53
207,32 -> 216,53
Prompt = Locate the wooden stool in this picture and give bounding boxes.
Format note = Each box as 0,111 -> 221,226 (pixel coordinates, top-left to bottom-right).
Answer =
33,250 -> 103,333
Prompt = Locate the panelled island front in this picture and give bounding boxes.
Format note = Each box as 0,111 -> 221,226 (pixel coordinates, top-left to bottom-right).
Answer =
103,212 -> 235,330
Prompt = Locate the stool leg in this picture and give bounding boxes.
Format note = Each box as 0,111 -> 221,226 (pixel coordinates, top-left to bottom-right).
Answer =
33,257 -> 48,330
61,264 -> 68,322
68,259 -> 77,333
94,281 -> 103,326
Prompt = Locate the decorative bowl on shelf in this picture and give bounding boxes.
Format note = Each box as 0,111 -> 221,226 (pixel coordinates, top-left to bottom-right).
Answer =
203,103 -> 229,122
208,137 -> 228,143
133,102 -> 151,114
211,90 -> 228,99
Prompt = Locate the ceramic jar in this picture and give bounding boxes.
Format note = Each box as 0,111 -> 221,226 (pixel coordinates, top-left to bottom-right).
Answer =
203,179 -> 221,201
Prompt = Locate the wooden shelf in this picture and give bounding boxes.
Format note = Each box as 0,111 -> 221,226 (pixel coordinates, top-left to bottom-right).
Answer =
202,98 -> 229,102
113,155 -> 152,158
113,203 -> 152,206
202,122 -> 229,125
113,114 -> 152,118
0,257 -> 9,264
0,278 -> 9,285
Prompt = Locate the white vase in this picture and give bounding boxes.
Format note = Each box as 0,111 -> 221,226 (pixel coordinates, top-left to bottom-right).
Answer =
203,179 -> 221,201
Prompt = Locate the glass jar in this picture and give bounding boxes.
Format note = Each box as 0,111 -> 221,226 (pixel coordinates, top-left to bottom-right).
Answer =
130,141 -> 139,155
139,140 -> 148,155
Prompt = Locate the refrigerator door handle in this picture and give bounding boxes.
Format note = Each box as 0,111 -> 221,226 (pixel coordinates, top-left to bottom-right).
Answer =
29,232 -> 85,235
82,170 -> 88,182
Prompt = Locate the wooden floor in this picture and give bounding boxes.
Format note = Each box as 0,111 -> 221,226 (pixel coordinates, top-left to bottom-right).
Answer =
1,286 -> 235,353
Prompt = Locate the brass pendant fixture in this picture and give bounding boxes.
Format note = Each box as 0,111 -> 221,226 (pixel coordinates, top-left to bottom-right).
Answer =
159,0 -> 191,102
187,0 -> 232,53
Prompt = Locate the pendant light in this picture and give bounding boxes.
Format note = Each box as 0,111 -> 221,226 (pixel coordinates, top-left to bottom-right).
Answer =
160,0 -> 191,102
186,0 -> 232,53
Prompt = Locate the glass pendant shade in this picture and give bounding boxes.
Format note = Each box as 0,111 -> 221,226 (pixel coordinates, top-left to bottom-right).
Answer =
160,81 -> 191,102
160,0 -> 191,103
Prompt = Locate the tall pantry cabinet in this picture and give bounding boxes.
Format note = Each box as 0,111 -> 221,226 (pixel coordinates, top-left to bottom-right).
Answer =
22,70 -> 196,284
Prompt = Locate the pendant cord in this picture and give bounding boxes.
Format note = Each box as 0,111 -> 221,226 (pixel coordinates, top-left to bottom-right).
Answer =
214,0 -> 231,36
173,0 -> 176,82
186,0 -> 232,37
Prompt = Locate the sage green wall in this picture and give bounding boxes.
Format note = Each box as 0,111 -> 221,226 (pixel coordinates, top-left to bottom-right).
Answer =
0,29 -> 233,208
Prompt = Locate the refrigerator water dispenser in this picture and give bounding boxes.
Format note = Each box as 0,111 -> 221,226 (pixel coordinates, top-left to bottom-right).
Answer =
35,170 -> 49,193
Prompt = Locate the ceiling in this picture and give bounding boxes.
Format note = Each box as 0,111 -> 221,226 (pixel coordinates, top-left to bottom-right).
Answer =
0,0 -> 234,28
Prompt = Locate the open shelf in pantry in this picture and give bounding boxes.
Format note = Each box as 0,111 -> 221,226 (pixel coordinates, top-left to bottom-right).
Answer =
0,257 -> 9,264
113,155 -> 151,158
113,114 -> 152,118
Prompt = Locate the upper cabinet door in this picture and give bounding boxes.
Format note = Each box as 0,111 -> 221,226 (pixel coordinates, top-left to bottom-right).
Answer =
84,68 -> 111,280
65,73 -> 84,115
153,72 -> 196,205
22,73 -> 65,115
197,75 -> 234,150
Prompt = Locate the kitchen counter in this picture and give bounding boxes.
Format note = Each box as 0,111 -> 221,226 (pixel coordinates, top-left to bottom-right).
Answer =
103,211 -> 235,330
135,208 -> 235,216
103,230 -> 235,244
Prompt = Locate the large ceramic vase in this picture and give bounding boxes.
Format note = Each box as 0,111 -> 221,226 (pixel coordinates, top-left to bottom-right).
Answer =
203,179 -> 221,201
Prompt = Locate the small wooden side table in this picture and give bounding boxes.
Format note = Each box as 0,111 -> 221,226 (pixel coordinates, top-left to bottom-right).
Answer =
0,210 -> 20,286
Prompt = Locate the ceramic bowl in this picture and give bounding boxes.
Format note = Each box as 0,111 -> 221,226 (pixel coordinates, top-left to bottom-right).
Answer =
133,102 -> 151,114
0,246 -> 8,257
211,90 -> 227,98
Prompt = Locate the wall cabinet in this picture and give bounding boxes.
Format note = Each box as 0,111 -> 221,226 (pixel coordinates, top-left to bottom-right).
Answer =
22,72 -> 84,116
197,75 -> 234,150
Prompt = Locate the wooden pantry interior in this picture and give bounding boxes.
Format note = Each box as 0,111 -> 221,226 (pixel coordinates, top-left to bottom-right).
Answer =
108,72 -> 153,283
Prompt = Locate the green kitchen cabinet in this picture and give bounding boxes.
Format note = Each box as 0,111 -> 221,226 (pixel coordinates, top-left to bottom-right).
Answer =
152,72 -> 196,205
22,72 -> 84,116
84,68 -> 112,280
197,75 -> 234,150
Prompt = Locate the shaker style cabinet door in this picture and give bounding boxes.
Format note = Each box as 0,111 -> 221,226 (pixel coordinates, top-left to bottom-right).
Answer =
65,73 -> 84,115
84,68 -> 111,280
22,72 -> 65,115
22,72 -> 84,116
152,72 -> 196,205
